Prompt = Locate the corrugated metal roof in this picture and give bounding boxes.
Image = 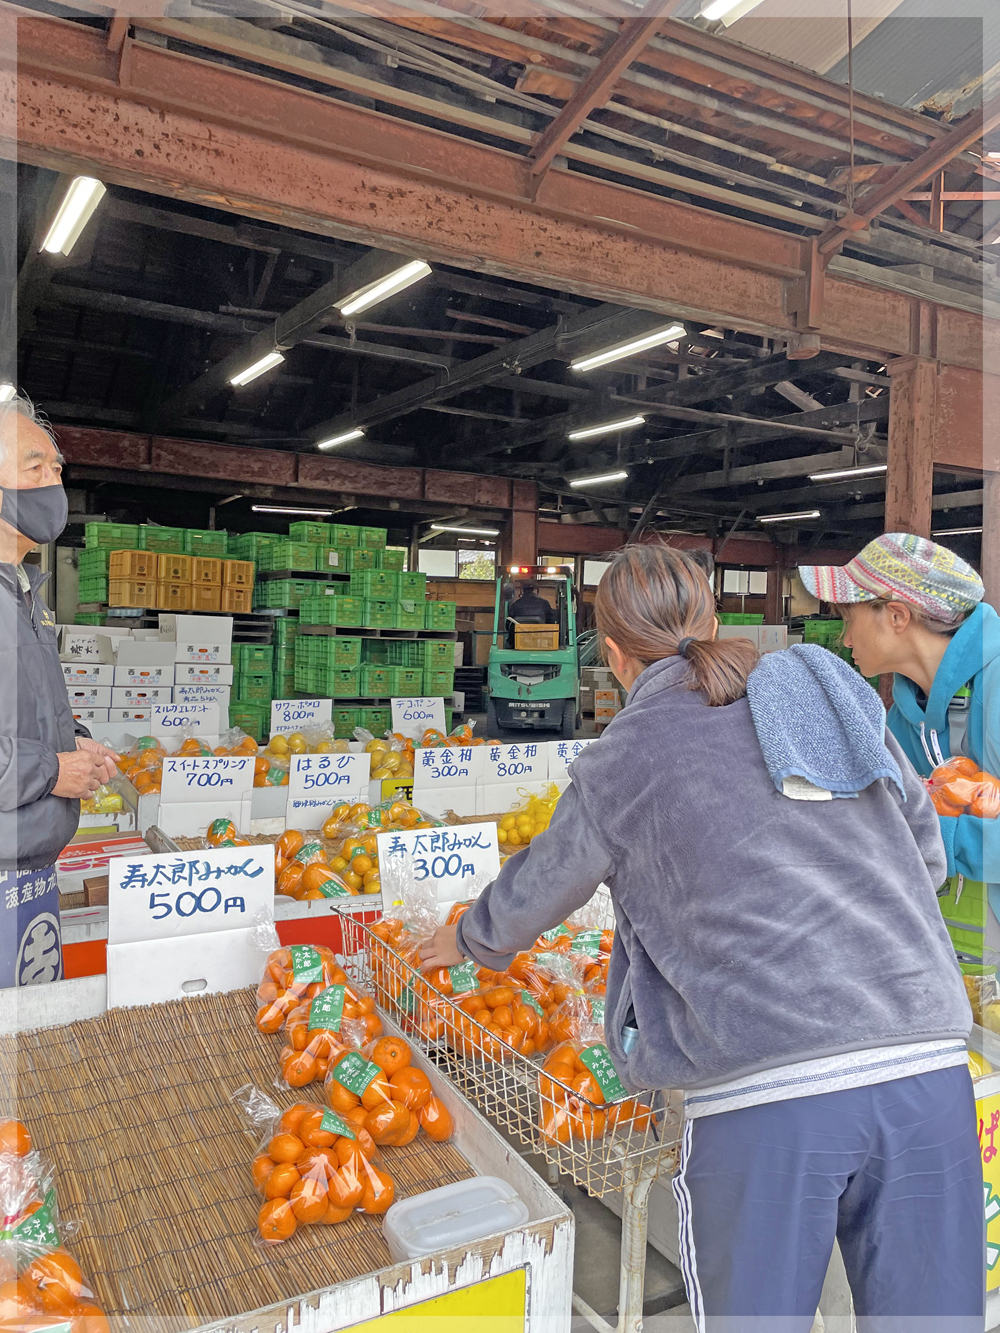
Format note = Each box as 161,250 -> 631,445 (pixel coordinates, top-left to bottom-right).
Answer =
727,0 -> 904,77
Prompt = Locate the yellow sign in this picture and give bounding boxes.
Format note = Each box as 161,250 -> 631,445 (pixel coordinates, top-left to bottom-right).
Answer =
380,778 -> 414,803
978,1091 -> 1000,1289
344,1268 -> 527,1332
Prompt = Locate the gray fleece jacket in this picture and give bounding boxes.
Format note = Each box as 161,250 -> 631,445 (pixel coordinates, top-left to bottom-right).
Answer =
456,655 -> 971,1092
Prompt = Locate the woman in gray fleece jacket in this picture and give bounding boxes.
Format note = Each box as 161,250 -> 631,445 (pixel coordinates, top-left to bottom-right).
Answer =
422,544 -> 982,1330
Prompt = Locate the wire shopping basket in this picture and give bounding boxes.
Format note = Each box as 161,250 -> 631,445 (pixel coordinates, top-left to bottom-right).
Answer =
338,905 -> 682,1199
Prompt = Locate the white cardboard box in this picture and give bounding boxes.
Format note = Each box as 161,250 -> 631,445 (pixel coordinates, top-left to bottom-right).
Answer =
73,709 -> 110,725
111,687 -> 172,706
59,626 -> 131,661
174,685 -> 231,706
175,663 -> 234,686
758,625 -> 788,655
113,664 -> 175,687
67,687 -> 112,708
107,926 -> 262,1009
108,708 -> 152,723
62,663 -> 115,687
164,615 -> 234,664
116,639 -> 177,668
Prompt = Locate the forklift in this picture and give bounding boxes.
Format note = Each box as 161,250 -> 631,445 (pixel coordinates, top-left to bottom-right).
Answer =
485,566 -> 580,739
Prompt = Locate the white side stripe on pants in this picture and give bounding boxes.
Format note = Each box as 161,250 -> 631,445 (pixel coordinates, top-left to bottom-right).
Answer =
672,1119 -> 706,1333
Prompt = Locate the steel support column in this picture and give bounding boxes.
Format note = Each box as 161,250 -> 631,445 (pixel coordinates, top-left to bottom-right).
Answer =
885,357 -> 936,538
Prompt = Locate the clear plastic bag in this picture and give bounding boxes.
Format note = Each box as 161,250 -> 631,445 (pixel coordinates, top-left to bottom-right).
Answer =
324,1034 -> 452,1150
497,784 -> 561,851
278,976 -> 383,1089
538,1041 -> 654,1145
255,945 -> 343,1034
928,756 -> 1000,819
79,779 -> 125,816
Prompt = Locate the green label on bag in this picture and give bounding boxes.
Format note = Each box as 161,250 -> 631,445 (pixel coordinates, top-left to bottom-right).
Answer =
540,924 -> 571,943
332,1051 -> 381,1097
265,766 -> 288,786
448,961 -> 480,995
290,945 -> 324,985
570,930 -> 602,957
520,991 -> 544,1017
208,818 -> 233,840
308,985 -> 345,1031
319,1109 -> 355,1140
580,1044 -> 627,1101
588,997 -> 606,1026
317,875 -> 352,899
1,1189 -> 60,1247
295,841 -> 323,864
137,736 -> 159,750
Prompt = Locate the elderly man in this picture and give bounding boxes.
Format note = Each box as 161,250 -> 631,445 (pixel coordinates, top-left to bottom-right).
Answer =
0,395 -> 117,984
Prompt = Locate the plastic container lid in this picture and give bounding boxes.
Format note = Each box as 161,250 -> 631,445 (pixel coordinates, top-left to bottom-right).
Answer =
382,1176 -> 529,1262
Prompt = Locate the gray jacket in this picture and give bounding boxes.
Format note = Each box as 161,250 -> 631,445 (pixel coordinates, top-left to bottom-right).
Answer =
0,562 -> 85,870
457,655 -> 971,1092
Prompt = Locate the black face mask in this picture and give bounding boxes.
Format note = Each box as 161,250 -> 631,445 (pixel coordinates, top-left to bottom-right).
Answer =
0,485 -> 69,545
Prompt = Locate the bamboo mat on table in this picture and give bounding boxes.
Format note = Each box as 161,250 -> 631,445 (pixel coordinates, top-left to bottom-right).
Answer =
0,989 -> 474,1333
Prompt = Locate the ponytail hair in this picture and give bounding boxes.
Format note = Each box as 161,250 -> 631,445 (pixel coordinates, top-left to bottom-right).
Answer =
594,543 -> 759,707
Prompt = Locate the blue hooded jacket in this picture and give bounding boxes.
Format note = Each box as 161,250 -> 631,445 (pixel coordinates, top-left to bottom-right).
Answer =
887,601 -> 1000,886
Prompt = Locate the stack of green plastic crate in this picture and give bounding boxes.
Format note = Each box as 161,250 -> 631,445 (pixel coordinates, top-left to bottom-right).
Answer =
393,665 -> 424,694
288,521 -> 333,545
300,593 -> 363,626
74,612 -> 104,625
85,522 -> 140,549
139,525 -> 186,553
230,702 -> 269,743
350,569 -> 399,599
363,639 -> 421,666
78,576 -> 108,603
358,706 -> 391,734
255,579 -> 318,609
424,667 -> 455,696
399,572 -> 426,598
234,670 -> 273,703
78,547 -> 110,575
394,599 -> 424,630
803,618 -> 844,644
364,599 -> 395,629
258,542 -> 317,572
424,639 -> 455,670
234,644 -> 274,674
359,526 -> 387,549
380,548 -> 406,571
346,548 -> 378,572
294,636 -> 362,694
424,600 -> 456,630
229,532 -> 281,562
360,664 -> 393,697
718,612 -> 765,626
185,529 -> 228,556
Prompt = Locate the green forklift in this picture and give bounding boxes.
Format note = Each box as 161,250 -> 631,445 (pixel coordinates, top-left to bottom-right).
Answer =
485,566 -> 580,739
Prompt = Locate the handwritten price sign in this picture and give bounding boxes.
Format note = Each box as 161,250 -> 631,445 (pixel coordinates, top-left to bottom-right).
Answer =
484,743 -> 547,783
390,697 -> 446,742
271,698 -> 333,735
414,745 -> 486,785
287,753 -> 369,826
160,755 -> 255,802
151,702 -> 220,736
377,822 -> 499,906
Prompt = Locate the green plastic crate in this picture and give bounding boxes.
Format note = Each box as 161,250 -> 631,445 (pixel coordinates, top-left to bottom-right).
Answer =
240,671 -> 273,701
363,638 -> 421,666
229,532 -> 281,562
398,572 -> 427,598
255,579 -> 316,609
346,548 -> 378,572
274,672 -> 297,699
444,707 -> 454,735
394,599 -> 424,630
322,636 -> 363,667
360,664 -> 393,697
300,594 -> 364,626
139,525 -> 186,553
78,548 -> 110,573
74,612 -> 104,625
393,666 -> 424,693
379,548 -> 406,572
85,522 -> 140,549
234,644 -> 274,671
333,707 -> 361,739
288,521 -> 332,545
424,668 -> 455,696
259,542 -> 317,572
184,529 -> 229,556
78,577 -> 108,603
360,526 -> 387,549
423,639 -> 455,668
350,569 -> 400,599
358,706 -> 391,735
331,524 -> 360,548
364,598 -> 395,629
273,614 -> 300,640
424,600 -> 456,630
318,547 -> 347,573
803,619 -> 844,643
322,667 -> 360,698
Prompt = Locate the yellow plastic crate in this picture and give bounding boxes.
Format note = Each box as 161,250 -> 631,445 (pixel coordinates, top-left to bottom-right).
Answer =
513,626 -> 559,651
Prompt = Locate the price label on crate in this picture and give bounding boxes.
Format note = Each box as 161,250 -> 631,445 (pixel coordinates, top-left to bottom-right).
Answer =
377,821 -> 499,907
270,698 -> 333,734
287,753 -> 369,824
484,743 -> 547,783
414,745 -> 486,786
160,755 -> 255,802
107,845 -> 273,945
391,696 -> 446,742
150,702 -> 220,736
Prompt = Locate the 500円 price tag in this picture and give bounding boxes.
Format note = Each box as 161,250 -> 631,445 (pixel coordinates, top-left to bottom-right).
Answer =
107,845 -> 274,945
287,753 -> 368,823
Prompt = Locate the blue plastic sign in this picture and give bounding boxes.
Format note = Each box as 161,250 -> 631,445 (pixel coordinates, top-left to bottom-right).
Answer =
288,752 -> 369,824
377,822 -> 499,902
108,845 -> 274,945
271,698 -> 333,735
161,754 -> 255,802
484,743 -> 547,783
0,867 -> 63,988
151,702 -> 221,736
391,696 -> 446,742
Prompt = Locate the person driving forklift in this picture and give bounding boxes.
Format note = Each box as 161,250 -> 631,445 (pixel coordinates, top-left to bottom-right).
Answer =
508,581 -> 556,624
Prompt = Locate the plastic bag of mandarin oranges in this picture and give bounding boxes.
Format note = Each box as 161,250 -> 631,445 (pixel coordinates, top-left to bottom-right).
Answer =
114,733 -> 166,796
0,1118 -> 110,1333
538,1041 -> 655,1147
255,945 -> 344,1036
927,756 -> 1000,819
324,1034 -> 453,1157
278,977 -> 383,1090
233,1085 -> 392,1243
272,829 -> 357,902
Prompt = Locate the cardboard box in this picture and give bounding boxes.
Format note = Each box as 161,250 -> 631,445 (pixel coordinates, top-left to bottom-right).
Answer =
113,664 -> 174,687
111,687 -> 173,706
595,689 -> 621,722
67,687 -> 112,708
173,685 -> 231,707
758,625 -> 788,655
108,708 -> 152,723
174,663 -> 234,686
165,614 -> 234,663
62,662 -> 115,687
116,639 -> 177,668
72,708 -> 110,725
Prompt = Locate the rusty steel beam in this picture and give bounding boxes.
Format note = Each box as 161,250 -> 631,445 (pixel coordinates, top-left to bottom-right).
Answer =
2,6 -> 997,372
818,91 -> 1000,257
527,0 -> 684,180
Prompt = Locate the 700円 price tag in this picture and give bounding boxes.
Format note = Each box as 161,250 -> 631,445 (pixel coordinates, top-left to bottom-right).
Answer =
107,845 -> 274,945
160,754 -> 254,802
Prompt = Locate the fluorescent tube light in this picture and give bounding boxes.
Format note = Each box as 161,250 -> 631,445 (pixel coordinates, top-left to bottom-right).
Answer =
251,505 -> 335,516
229,351 -> 285,387
808,463 -> 888,483
569,470 -> 629,488
700,0 -> 765,23
571,324 -> 686,373
430,524 -> 499,536
0,383 -> 16,403
39,177 -> 106,256
757,509 -> 821,524
567,415 -> 645,442
337,260 -> 431,318
317,428 -> 365,450
932,526 -> 983,536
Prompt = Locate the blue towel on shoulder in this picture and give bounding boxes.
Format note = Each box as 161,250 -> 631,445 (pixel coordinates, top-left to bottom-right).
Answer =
746,643 -> 905,800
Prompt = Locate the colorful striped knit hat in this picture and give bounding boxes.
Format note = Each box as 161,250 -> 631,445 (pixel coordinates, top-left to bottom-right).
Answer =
798,533 -> 984,620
